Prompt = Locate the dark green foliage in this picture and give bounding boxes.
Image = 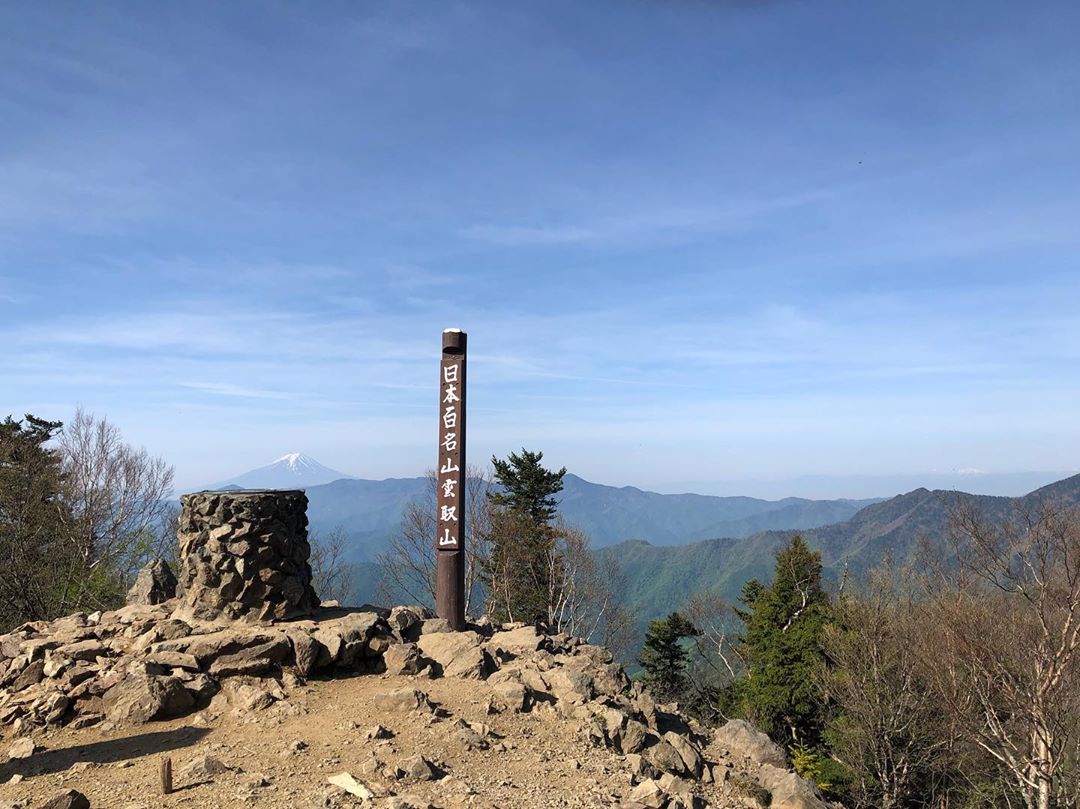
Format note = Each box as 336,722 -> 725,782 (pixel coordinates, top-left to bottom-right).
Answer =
639,611 -> 699,702
738,535 -> 830,745
484,508 -> 558,624
0,415 -> 80,630
489,449 -> 566,525
484,449 -> 567,624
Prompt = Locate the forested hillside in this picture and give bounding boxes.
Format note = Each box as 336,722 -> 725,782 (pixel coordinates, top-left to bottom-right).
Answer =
602,472 -> 1080,621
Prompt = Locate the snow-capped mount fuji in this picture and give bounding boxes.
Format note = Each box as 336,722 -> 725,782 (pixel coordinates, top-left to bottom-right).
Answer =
209,452 -> 356,490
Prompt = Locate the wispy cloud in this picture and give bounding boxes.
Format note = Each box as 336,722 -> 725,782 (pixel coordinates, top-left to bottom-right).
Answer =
177,382 -> 312,401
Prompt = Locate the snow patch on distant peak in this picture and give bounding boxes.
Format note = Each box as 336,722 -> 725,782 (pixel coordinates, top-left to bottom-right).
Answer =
274,452 -> 308,467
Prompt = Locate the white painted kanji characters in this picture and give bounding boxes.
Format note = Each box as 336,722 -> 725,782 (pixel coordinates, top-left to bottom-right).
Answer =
440,505 -> 457,522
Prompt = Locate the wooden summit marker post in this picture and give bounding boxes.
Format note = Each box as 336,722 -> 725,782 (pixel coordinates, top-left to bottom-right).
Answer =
436,328 -> 466,630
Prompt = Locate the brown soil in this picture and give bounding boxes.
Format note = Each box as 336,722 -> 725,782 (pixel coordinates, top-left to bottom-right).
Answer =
0,670 -> 634,809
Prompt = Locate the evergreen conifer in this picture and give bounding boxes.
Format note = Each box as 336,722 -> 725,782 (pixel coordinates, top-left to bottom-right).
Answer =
639,611 -> 699,702
739,535 -> 830,745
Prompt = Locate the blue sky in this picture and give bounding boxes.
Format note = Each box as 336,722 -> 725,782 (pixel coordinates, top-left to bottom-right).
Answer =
2,1 -> 1079,497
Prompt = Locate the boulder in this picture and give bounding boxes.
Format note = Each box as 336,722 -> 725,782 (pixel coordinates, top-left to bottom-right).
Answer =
126,559 -> 177,606
312,628 -> 344,664
419,618 -> 452,635
620,719 -> 654,755
37,791 -> 90,809
416,631 -> 493,679
388,607 -> 422,640
663,731 -> 704,778
101,675 -> 163,724
545,667 -> 594,704
13,660 -> 45,691
487,626 -> 545,656
143,651 -> 199,671
327,772 -> 374,799
221,681 -> 276,712
629,778 -> 667,809
101,674 -> 191,724
8,738 -> 38,759
625,753 -> 659,780
712,719 -> 787,769
644,738 -> 689,777
756,764 -> 828,809
374,687 -> 433,713
208,636 -> 290,677
53,640 -> 109,663
491,681 -> 528,713
337,611 -> 384,643
288,632 -> 324,678
155,629 -> 284,666
398,754 -> 440,782
383,643 -> 424,676
179,754 -> 231,781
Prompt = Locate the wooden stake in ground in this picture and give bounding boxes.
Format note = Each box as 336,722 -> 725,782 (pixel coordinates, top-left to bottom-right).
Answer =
435,328 -> 467,630
160,756 -> 173,795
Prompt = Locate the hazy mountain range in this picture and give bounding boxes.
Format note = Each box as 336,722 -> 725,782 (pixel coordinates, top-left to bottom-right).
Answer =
203,454 -> 882,559
203,454 -> 1080,639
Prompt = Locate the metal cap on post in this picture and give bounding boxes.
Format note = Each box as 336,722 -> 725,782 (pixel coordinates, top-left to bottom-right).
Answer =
436,328 -> 467,630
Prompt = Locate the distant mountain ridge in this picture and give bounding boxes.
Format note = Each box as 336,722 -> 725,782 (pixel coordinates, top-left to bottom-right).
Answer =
200,455 -> 881,560
603,472 -> 1080,622
200,455 -> 1080,643
556,474 -> 878,546
301,472 -> 880,560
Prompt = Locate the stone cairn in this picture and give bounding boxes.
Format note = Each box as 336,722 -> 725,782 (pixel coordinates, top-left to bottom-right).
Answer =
177,490 -> 318,623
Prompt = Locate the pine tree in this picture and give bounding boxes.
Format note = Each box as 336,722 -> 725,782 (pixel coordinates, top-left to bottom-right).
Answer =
739,536 -> 830,745
483,449 -> 567,624
639,611 -> 699,702
489,449 -> 566,524
0,415 -> 79,630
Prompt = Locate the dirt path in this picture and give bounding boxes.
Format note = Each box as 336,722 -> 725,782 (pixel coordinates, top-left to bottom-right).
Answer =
0,670 -> 632,809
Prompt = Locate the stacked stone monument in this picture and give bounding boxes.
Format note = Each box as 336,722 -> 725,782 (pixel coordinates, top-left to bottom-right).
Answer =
176,489 -> 318,622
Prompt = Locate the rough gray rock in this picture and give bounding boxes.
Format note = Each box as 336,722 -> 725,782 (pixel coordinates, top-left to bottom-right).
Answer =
756,763 -> 829,809
629,778 -> 668,808
101,674 -> 192,724
664,731 -> 705,779
416,631 -> 493,679
397,754 -> 439,782
382,643 -> 424,676
179,754 -> 232,781
7,738 -> 37,759
374,687 -> 433,713
711,719 -> 788,769
37,791 -> 90,809
125,559 -> 177,606
644,737 -> 690,777
176,490 -> 317,623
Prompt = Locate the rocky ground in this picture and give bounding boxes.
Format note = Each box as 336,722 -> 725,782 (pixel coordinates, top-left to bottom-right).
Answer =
0,599 -> 827,809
